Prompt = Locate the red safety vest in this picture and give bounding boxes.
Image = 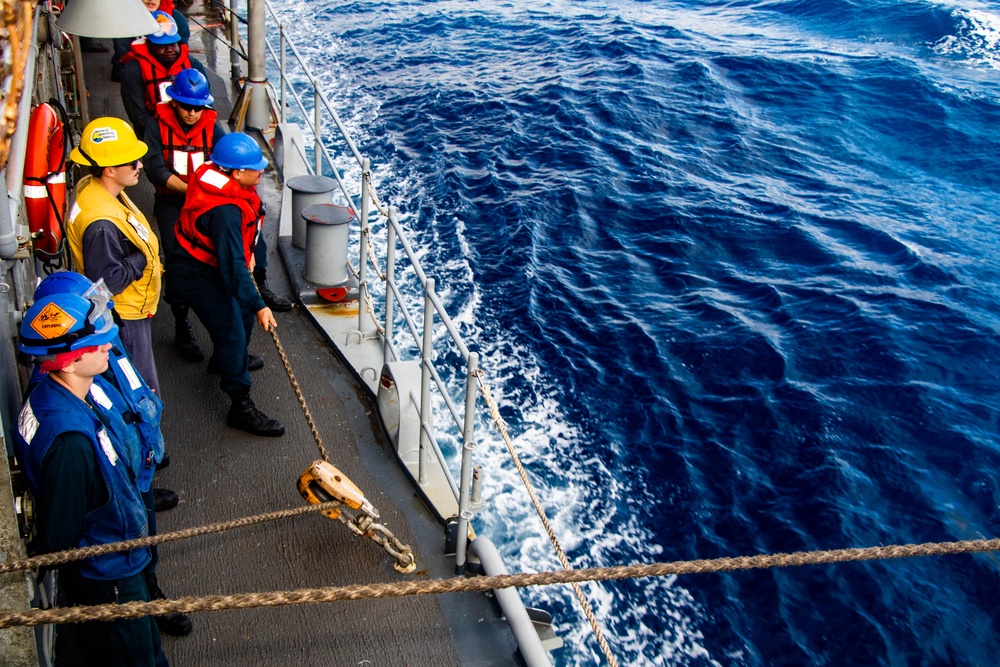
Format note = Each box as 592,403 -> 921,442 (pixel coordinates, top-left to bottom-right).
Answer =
120,41 -> 194,113
155,103 -> 216,189
176,163 -> 262,269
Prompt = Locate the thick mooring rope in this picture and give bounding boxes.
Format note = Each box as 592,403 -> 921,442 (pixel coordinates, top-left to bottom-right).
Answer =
0,537 -> 996,629
0,501 -> 344,574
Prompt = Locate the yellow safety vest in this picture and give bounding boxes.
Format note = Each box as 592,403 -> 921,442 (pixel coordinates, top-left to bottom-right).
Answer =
67,176 -> 162,320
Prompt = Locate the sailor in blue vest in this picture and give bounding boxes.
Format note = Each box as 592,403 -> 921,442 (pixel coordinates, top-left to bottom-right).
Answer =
15,282 -> 169,666
29,271 -> 193,637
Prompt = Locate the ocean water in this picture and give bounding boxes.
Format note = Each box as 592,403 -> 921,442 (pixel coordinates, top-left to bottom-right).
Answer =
272,1 -> 1000,665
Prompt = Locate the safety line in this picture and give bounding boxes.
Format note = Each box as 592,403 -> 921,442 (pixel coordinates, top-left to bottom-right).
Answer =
0,501 -> 344,574
1,537 -> 996,629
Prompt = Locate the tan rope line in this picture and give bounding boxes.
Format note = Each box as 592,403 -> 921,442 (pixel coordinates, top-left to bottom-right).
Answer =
267,321 -> 330,462
476,372 -> 620,667
2,537 -> 996,629
0,501 -> 344,574
362,225 -> 387,282
364,171 -> 390,219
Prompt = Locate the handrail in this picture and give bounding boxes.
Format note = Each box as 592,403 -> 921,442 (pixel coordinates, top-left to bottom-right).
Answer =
256,0 -> 478,525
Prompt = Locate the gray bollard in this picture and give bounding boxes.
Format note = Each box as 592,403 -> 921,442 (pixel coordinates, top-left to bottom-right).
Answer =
288,174 -> 337,249
303,203 -> 355,286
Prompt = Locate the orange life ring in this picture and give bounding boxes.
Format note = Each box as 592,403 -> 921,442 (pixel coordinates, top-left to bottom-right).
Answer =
23,103 -> 67,259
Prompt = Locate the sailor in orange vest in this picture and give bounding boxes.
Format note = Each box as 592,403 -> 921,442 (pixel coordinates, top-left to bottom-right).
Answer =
66,117 -> 163,398
143,68 -> 225,363
111,0 -> 190,82
168,133 -> 285,437
120,10 -> 205,138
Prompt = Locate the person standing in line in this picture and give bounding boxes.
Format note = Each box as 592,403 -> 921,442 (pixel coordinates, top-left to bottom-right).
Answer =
28,271 -> 193,638
120,11 -> 205,138
66,117 -> 163,399
143,68 -> 225,362
169,132 -> 285,437
111,0 -> 191,82
15,287 -> 169,667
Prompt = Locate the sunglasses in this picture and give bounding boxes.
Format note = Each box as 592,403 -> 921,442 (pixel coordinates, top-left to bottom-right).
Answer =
177,102 -> 206,112
114,159 -> 140,170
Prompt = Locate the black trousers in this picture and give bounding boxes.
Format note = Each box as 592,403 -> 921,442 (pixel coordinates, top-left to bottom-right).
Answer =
168,258 -> 255,393
59,569 -> 168,667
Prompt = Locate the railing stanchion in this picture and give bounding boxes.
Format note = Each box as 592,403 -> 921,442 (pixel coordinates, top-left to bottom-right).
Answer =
358,158 -> 371,334
418,278 -> 435,486
279,23 -> 286,123
384,207 -> 397,361
455,352 -> 479,574
229,0 -> 241,81
313,87 -> 322,175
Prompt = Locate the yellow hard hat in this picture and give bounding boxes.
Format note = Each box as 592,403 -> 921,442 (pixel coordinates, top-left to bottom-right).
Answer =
70,117 -> 148,167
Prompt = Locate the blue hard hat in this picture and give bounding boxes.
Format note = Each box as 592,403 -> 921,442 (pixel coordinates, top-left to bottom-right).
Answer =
166,69 -> 214,107
35,270 -> 99,299
147,10 -> 181,45
210,133 -> 268,171
19,284 -> 119,356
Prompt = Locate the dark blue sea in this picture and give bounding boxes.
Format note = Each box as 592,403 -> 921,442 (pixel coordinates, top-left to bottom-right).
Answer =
274,1 -> 1000,664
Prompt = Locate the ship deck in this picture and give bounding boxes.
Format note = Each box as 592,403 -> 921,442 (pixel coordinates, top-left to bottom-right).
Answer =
57,3 -> 517,665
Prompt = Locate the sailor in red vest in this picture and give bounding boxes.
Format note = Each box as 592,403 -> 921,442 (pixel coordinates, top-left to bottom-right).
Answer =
168,133 -> 285,437
120,10 -> 205,138
143,69 -> 225,363
111,0 -> 190,82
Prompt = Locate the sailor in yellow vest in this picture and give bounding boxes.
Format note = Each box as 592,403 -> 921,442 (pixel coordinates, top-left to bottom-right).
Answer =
66,117 -> 164,395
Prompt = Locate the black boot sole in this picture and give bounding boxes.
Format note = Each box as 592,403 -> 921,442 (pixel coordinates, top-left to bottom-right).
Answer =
225,416 -> 285,437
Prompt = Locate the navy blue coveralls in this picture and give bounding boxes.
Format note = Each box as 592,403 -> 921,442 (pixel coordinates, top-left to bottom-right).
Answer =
168,203 -> 267,393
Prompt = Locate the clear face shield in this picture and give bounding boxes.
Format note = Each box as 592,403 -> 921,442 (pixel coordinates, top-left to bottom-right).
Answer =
82,278 -> 116,338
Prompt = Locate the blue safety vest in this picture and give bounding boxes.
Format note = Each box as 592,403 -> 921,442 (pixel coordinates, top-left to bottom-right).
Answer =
28,339 -> 165,492
16,376 -> 151,580
104,343 -> 165,492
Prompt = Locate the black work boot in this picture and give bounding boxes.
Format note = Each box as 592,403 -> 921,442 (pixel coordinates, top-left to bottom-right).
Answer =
145,571 -> 193,637
226,390 -> 285,437
253,268 -> 292,312
153,487 -> 179,512
172,304 -> 204,362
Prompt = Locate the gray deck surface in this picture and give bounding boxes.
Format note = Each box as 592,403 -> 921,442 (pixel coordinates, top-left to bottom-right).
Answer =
65,3 -> 519,665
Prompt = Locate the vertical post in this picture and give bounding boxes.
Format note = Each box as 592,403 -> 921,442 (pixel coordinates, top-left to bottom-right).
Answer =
384,207 -> 397,361
313,87 -> 322,175
228,0 -> 241,81
244,0 -> 270,129
455,351 -> 479,573
279,24 -> 286,123
358,158 -> 371,333
418,278 -> 435,486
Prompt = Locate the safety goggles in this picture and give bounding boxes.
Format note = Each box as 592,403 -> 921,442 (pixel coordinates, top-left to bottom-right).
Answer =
82,279 -> 116,337
177,102 -> 207,112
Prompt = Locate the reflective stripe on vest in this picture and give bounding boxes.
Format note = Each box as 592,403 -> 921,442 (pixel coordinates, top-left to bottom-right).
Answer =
155,103 -> 216,181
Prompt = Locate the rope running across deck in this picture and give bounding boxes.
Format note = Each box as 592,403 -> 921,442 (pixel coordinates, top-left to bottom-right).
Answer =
0,537 -> 996,628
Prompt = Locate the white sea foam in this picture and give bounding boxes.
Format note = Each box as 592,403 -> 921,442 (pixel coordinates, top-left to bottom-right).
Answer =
930,3 -> 1000,69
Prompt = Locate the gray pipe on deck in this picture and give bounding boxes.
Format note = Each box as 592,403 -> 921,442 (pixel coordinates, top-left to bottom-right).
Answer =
469,537 -> 552,667
243,0 -> 270,129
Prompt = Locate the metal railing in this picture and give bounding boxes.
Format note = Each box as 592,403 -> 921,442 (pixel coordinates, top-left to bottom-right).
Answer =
256,0 -> 485,573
